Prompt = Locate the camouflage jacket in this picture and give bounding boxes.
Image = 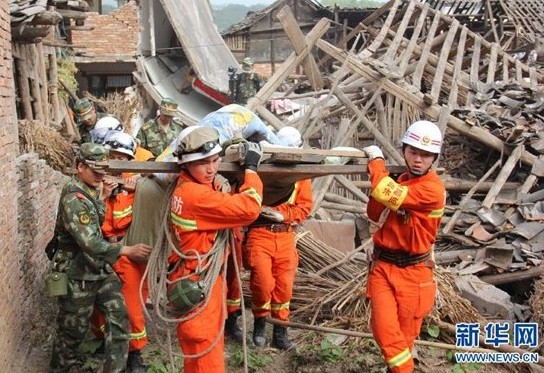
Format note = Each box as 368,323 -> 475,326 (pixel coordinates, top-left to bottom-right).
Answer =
77,112 -> 106,144
54,177 -> 122,281
136,117 -> 185,157
235,73 -> 262,105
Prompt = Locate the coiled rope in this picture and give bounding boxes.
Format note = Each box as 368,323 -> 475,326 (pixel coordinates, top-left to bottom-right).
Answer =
139,178 -> 249,371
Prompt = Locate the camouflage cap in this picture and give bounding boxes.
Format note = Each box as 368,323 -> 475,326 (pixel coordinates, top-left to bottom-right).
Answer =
242,57 -> 254,72
73,99 -> 94,122
78,142 -> 108,174
159,98 -> 178,117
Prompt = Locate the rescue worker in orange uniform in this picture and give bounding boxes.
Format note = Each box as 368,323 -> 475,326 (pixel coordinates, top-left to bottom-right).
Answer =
224,226 -> 245,342
363,120 -> 446,373
245,126 -> 313,350
91,131 -> 150,372
168,126 -> 264,373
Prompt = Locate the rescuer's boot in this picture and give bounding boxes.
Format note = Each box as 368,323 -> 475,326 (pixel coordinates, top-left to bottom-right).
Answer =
271,325 -> 294,350
225,309 -> 243,343
127,350 -> 148,373
253,317 -> 267,347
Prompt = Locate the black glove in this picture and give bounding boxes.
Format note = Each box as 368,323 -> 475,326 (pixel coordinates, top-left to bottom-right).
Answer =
240,142 -> 263,172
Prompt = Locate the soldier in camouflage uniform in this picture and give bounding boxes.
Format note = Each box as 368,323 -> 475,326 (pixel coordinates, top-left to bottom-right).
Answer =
49,143 -> 152,373
234,57 -> 263,105
73,98 -> 107,144
136,98 -> 185,157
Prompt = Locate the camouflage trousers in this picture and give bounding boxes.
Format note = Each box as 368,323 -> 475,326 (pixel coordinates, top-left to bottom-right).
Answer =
49,273 -> 129,373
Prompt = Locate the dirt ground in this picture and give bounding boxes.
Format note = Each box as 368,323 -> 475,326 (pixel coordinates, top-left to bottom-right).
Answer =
19,307 -> 533,373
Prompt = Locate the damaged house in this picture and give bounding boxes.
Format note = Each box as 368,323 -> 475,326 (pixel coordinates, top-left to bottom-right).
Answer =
2,0 -> 544,370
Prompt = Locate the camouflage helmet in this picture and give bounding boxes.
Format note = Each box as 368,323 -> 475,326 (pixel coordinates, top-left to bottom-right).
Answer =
242,57 -> 254,72
73,98 -> 94,122
159,98 -> 178,117
77,143 -> 109,174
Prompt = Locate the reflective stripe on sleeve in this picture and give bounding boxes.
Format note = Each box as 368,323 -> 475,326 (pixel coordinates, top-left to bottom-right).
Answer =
170,211 -> 197,231
387,348 -> 411,368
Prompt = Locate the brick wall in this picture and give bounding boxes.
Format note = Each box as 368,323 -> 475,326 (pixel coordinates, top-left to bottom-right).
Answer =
72,0 -> 139,57
11,155 -> 68,370
0,2 -> 70,369
0,0 -> 20,368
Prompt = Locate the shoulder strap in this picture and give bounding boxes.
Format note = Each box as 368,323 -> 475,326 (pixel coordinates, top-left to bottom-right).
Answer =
47,184 -> 102,260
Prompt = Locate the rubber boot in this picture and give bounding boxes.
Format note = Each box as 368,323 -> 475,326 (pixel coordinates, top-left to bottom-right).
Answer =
253,317 -> 267,347
271,325 -> 294,350
225,309 -> 243,343
127,350 -> 148,373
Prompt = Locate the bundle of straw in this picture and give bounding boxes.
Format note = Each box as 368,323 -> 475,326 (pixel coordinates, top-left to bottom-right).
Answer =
18,120 -> 74,173
258,228 -> 488,345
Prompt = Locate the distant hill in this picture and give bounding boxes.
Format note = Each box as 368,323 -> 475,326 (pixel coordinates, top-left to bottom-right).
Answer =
210,0 -> 272,6
212,3 -> 268,32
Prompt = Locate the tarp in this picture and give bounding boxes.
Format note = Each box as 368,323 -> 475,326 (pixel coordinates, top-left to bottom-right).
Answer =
137,0 -> 239,124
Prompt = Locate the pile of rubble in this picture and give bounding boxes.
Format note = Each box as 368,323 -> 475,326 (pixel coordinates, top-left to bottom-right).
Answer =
242,0 -> 544,332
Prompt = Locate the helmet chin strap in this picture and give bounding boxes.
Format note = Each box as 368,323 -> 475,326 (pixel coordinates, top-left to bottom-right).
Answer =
406,165 -> 430,177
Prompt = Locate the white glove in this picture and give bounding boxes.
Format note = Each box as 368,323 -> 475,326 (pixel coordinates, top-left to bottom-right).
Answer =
260,207 -> 284,222
363,145 -> 384,161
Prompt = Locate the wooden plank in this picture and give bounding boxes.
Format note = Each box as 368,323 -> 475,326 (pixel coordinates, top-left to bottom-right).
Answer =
448,27 -> 467,108
334,175 -> 369,203
48,48 -> 60,126
303,65 -> 350,139
359,0 -> 402,59
485,0 -> 500,44
14,45 -> 33,119
382,0 -> 417,64
486,43 -> 498,85
246,18 -> 330,111
276,5 -> 324,91
29,44 -> 44,121
412,11 -> 442,90
515,59 -> 523,81
397,5 -> 429,75
481,145 -> 524,209
480,263 -> 544,286
502,54 -> 509,83
102,160 -> 372,178
442,158 -> 501,234
430,19 -> 459,101
467,36 -> 481,105
316,38 -> 538,166
36,42 -> 49,125
333,88 -> 404,165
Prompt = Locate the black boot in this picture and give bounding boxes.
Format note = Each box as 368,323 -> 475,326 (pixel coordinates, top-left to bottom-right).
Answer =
271,325 -> 294,350
253,317 -> 267,347
127,350 -> 148,373
225,309 -> 243,343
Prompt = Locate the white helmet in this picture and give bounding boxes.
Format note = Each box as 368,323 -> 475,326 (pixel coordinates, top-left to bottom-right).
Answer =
277,126 -> 302,148
175,126 -> 222,164
90,116 -> 123,144
401,120 -> 442,154
104,131 -> 136,159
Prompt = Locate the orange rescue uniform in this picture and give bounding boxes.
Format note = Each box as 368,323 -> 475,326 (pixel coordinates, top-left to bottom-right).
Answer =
226,227 -> 244,315
169,170 -> 262,373
366,158 -> 445,373
92,181 -> 149,352
245,179 -> 313,321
